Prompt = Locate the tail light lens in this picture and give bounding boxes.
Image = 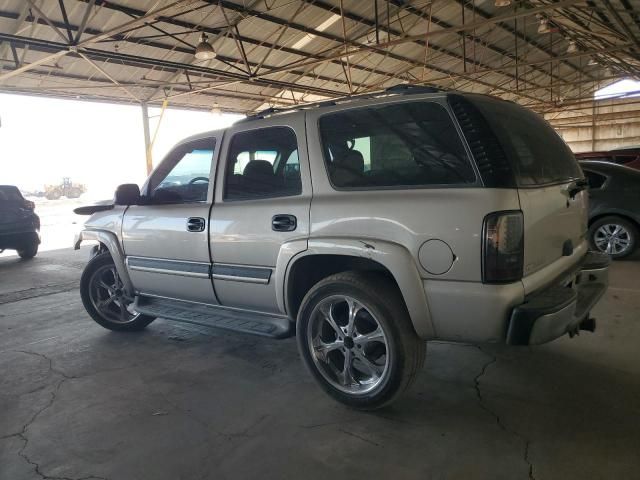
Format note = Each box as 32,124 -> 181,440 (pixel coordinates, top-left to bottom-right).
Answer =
24,200 -> 35,210
482,210 -> 524,283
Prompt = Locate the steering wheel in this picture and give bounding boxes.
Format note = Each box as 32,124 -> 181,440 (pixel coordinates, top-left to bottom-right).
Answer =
188,176 -> 209,185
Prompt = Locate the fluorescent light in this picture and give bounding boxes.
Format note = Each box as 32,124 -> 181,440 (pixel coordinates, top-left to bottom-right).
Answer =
291,14 -> 341,50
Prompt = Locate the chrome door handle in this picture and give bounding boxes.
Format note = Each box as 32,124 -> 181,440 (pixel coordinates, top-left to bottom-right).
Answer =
187,217 -> 206,232
272,214 -> 297,232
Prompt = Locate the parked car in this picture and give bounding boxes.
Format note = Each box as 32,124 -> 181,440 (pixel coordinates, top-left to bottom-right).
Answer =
575,146 -> 640,171
0,185 -> 40,258
74,87 -> 610,409
579,160 -> 640,258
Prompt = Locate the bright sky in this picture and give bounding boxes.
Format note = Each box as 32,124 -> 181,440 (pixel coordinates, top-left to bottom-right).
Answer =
0,93 -> 242,199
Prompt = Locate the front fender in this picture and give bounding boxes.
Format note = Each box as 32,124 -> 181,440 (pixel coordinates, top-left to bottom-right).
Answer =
75,229 -> 134,296
281,238 -> 435,339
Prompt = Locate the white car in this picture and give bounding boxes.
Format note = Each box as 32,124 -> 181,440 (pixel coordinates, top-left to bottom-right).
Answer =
75,86 -> 610,409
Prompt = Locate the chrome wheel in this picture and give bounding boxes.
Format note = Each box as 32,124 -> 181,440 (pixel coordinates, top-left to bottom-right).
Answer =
307,295 -> 390,395
594,223 -> 632,256
88,264 -> 139,324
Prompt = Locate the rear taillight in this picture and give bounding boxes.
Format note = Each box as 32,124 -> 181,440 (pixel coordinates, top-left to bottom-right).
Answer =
482,210 -> 524,283
24,200 -> 35,210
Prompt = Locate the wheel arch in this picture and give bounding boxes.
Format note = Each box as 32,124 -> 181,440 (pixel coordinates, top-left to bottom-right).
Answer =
282,239 -> 435,339
588,212 -> 640,231
75,229 -> 134,295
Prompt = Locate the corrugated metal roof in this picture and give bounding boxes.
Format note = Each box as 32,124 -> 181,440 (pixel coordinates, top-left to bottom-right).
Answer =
0,0 -> 638,114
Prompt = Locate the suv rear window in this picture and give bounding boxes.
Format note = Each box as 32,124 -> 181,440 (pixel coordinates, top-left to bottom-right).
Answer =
319,101 -> 476,189
0,185 -> 24,202
469,97 -> 582,186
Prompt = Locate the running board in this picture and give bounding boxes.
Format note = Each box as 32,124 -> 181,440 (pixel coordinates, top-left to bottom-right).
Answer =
135,296 -> 293,339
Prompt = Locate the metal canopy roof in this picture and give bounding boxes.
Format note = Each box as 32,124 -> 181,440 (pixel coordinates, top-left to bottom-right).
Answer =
0,0 -> 638,115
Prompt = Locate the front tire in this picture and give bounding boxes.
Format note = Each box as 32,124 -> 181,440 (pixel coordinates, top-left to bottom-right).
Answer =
589,216 -> 637,259
80,252 -> 155,331
296,271 -> 425,410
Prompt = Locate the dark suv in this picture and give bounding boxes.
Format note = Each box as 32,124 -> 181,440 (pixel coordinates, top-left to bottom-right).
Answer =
0,185 -> 40,259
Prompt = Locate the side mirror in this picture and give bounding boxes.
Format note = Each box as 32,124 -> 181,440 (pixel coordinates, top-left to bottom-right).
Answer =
114,184 -> 140,205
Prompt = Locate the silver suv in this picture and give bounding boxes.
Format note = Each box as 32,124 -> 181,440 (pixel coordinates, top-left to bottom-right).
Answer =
75,87 -> 610,409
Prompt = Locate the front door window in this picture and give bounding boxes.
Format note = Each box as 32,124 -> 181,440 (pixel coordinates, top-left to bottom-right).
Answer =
147,137 -> 215,204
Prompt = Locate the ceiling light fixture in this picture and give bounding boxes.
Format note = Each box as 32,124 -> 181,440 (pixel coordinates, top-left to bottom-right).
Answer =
495,0 -> 511,6
195,33 -> 216,60
538,17 -> 550,34
567,40 -> 577,54
588,57 -> 598,66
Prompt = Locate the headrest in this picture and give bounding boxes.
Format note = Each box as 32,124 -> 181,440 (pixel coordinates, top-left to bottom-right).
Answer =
243,160 -> 274,178
337,150 -> 364,173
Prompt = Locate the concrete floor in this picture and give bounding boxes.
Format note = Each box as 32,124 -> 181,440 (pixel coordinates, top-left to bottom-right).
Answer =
1,248 -> 639,480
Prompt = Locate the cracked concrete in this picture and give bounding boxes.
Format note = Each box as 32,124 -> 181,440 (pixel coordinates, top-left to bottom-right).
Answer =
2,247 -> 640,480
473,348 -> 535,480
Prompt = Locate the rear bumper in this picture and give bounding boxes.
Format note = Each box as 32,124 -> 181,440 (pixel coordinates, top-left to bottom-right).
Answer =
0,230 -> 40,249
506,251 -> 610,345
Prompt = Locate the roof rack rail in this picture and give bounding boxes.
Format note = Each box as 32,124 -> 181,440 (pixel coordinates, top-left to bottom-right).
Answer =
239,83 -> 445,122
384,84 -> 442,94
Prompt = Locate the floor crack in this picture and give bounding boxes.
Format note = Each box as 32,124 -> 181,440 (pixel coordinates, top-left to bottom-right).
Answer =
12,350 -> 108,480
474,346 -> 536,480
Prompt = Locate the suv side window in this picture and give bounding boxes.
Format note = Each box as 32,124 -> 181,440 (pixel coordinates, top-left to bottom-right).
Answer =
584,170 -> 607,189
224,127 -> 301,201
319,101 -> 476,189
147,138 -> 215,204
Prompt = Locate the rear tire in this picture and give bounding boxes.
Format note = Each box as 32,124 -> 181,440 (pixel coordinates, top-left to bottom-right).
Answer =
80,252 -> 155,331
296,271 -> 425,410
18,242 -> 38,259
589,216 -> 637,259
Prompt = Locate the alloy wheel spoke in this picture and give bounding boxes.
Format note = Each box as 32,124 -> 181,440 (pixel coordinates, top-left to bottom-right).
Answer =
345,298 -> 361,337
313,338 -> 343,361
96,296 -> 115,311
354,350 -> 383,378
320,303 -> 343,338
354,327 -> 384,345
338,350 -> 357,387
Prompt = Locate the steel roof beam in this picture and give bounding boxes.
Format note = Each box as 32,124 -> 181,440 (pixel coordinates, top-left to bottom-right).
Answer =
207,0 -> 555,94
0,32 -> 344,98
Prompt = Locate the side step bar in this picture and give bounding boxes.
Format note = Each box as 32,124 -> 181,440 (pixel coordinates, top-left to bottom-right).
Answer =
135,296 -> 294,339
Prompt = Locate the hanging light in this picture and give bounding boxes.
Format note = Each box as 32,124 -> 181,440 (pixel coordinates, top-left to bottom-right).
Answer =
195,33 -> 216,60
566,40 -> 577,54
588,57 -> 598,66
495,0 -> 511,6
537,17 -> 550,34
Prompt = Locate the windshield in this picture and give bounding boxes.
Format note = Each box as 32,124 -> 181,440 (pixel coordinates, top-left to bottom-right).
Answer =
469,97 -> 582,186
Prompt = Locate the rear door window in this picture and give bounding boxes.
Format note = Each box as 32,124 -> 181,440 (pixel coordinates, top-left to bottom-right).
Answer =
469,97 -> 582,186
224,126 -> 301,201
319,102 -> 476,189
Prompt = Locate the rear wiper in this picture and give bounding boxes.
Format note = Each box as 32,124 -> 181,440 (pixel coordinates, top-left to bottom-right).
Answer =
567,178 -> 589,199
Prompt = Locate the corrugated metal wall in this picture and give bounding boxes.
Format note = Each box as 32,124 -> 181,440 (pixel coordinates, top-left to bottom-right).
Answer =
546,98 -> 640,153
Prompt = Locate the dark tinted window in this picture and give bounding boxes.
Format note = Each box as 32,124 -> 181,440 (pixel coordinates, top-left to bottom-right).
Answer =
584,170 -> 607,189
0,185 -> 23,201
224,127 -> 301,201
470,98 -> 582,186
148,138 -> 215,203
319,102 -> 476,189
